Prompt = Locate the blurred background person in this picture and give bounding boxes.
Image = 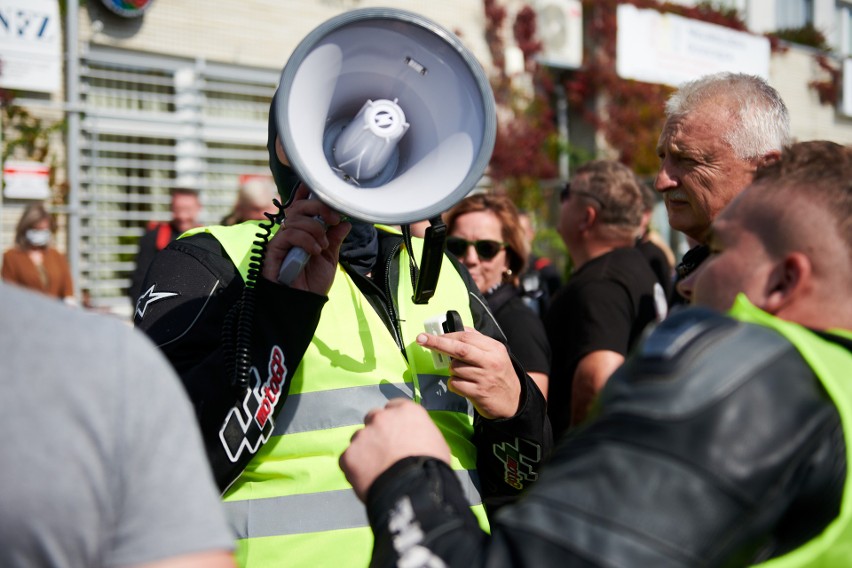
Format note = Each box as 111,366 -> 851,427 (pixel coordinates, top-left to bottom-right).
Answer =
445,193 -> 551,398
518,209 -> 562,318
220,175 -> 279,226
128,187 -> 202,304
2,203 -> 75,305
545,161 -> 667,435
636,182 -> 675,300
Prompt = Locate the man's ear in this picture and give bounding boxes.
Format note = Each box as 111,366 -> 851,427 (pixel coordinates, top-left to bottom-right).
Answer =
578,205 -> 597,232
763,252 -> 811,314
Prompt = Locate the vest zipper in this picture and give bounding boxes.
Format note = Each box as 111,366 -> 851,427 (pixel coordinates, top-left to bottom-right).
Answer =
383,239 -> 405,353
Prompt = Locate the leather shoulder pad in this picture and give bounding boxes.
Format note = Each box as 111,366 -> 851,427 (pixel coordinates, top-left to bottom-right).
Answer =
600,307 -> 796,420
135,233 -> 241,345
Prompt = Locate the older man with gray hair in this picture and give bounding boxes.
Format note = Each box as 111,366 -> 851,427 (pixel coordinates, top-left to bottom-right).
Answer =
655,72 -> 791,304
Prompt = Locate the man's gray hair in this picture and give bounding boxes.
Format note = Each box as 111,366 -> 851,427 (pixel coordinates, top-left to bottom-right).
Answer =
665,72 -> 791,161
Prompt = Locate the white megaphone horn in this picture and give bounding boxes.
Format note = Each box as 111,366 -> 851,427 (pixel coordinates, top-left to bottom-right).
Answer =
274,8 -> 497,295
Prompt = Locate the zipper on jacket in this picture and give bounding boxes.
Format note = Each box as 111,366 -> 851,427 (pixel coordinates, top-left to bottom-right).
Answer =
382,238 -> 406,353
340,238 -> 406,356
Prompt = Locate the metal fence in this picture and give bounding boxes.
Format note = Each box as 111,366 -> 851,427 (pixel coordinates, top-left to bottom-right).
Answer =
77,46 -> 279,318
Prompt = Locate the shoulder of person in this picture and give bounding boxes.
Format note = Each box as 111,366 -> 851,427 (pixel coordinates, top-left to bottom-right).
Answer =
599,308 -> 809,420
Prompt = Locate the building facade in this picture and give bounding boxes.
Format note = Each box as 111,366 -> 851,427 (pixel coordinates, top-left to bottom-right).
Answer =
1,0 -> 850,317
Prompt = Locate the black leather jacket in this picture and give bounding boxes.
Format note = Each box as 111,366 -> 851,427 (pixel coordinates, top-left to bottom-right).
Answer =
363,308 -> 847,567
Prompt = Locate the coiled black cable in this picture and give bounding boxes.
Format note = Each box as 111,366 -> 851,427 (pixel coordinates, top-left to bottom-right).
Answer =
230,199 -> 285,389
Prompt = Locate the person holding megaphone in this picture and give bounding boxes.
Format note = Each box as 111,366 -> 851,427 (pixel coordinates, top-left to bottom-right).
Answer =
133,11 -> 550,566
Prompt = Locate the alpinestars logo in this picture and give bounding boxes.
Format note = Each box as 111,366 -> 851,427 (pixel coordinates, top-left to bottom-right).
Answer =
493,438 -> 541,490
135,284 -> 178,320
219,345 -> 288,463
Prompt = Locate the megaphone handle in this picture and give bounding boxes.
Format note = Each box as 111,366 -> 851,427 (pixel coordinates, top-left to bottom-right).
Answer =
277,192 -> 325,286
277,245 -> 312,286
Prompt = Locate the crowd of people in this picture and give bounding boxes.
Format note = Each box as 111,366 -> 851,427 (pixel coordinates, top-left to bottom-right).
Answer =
1,68 -> 850,568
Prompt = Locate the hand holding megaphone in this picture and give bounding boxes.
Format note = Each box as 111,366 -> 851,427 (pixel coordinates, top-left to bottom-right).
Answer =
263,184 -> 350,295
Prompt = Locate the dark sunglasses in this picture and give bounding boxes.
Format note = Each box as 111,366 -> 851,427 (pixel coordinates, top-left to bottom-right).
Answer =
446,236 -> 506,260
560,183 -> 606,208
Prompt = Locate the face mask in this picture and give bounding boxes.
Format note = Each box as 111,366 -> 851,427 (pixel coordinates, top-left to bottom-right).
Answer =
25,229 -> 51,247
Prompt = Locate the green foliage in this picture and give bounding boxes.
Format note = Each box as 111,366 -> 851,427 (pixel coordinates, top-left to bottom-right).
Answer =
693,1 -> 743,23
532,226 -> 569,280
768,24 -> 832,51
1,103 -> 64,163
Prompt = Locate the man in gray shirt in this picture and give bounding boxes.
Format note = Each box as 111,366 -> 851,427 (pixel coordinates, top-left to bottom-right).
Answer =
0,284 -> 235,568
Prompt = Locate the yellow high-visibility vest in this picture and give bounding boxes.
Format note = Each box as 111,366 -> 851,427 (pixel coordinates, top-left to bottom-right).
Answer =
191,222 -> 489,567
730,295 -> 852,568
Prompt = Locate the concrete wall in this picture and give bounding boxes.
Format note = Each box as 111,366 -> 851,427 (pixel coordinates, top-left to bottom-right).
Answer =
80,0 -> 493,76
769,45 -> 852,144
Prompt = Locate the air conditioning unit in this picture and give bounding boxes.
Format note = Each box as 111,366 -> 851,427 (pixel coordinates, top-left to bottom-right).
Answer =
535,0 -> 583,70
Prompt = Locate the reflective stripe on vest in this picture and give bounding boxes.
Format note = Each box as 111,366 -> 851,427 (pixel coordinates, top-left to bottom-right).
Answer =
195,223 -> 488,567
729,295 -> 852,568
225,468 -> 482,539
270,376 -> 470,437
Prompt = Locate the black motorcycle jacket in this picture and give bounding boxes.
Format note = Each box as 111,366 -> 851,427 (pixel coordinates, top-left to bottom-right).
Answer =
362,307 -> 848,567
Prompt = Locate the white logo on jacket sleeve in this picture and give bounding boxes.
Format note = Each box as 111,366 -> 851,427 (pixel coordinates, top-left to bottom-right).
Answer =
135,284 -> 178,319
219,345 -> 289,462
388,496 -> 447,568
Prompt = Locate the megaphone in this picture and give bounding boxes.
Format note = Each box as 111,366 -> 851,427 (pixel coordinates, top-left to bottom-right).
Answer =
274,8 -> 497,288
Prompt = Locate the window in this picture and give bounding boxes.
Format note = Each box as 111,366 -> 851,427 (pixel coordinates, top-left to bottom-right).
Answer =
77,48 -> 278,317
776,0 -> 814,28
842,1 -> 852,56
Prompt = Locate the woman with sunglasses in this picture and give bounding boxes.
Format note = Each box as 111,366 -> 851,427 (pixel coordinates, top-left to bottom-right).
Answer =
444,194 -> 551,398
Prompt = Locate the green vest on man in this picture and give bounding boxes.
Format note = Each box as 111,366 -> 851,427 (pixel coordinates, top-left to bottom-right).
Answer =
730,295 -> 852,567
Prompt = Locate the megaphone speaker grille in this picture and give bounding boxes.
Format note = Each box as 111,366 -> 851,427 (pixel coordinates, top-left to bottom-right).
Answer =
276,8 -> 497,225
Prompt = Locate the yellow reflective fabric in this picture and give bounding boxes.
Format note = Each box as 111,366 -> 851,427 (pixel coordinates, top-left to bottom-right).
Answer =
234,528 -> 372,568
730,295 -> 852,568
199,223 -> 488,567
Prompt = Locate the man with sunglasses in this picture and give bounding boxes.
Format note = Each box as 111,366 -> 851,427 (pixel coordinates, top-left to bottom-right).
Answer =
544,160 -> 667,435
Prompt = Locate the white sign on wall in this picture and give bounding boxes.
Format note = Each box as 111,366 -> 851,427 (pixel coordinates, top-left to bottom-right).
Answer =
0,0 -> 61,92
843,58 -> 852,117
616,4 -> 770,88
3,160 -> 51,199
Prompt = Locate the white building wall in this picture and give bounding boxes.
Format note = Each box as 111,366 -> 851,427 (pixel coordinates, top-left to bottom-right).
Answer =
69,0 -> 852,162
79,0 -> 493,77
770,47 -> 852,143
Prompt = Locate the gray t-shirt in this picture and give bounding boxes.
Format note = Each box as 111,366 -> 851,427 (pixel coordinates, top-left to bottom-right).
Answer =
0,284 -> 234,567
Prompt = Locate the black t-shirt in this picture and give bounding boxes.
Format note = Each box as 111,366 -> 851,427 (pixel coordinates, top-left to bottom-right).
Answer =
544,247 -> 665,437
486,284 -> 551,376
